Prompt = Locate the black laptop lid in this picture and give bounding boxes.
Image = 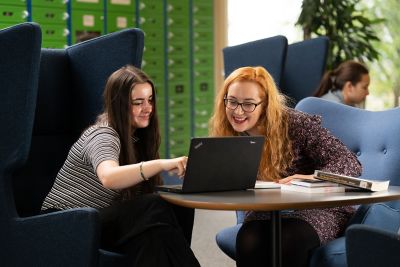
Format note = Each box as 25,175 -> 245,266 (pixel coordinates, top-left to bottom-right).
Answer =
181,136 -> 265,193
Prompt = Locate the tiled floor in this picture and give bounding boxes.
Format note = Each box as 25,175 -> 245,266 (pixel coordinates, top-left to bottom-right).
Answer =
191,209 -> 236,267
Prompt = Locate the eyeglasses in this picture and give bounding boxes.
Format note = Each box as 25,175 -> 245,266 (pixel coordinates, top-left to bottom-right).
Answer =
224,98 -> 263,113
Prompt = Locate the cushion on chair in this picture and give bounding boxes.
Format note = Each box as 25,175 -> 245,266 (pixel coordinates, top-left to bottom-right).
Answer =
348,203 -> 400,232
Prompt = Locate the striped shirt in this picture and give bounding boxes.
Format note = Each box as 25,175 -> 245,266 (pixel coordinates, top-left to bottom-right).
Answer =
42,124 -> 124,210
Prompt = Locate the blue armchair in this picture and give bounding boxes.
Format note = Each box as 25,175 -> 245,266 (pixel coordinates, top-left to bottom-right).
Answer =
223,35 -> 288,86
295,97 -> 400,267
216,97 -> 400,266
281,36 -> 329,105
1,24 -> 145,266
346,224 -> 400,267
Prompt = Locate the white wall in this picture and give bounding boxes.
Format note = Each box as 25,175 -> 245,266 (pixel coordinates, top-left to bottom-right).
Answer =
228,0 -> 304,46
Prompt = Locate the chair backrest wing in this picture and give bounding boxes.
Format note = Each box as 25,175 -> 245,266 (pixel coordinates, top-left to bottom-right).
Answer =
0,22 -> 41,216
281,37 -> 329,104
223,35 -> 288,86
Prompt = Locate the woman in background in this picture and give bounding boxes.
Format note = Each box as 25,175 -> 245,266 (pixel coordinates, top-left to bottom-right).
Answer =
41,65 -> 199,267
209,66 -> 361,267
313,60 -> 370,107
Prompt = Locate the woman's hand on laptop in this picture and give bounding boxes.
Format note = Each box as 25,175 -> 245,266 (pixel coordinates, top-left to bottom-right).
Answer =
161,156 -> 188,178
278,174 -> 314,184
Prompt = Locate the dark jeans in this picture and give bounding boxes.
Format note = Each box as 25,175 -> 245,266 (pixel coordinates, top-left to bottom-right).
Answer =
99,194 -> 200,267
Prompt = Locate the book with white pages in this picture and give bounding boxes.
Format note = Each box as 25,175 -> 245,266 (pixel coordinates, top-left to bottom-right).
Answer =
254,180 -> 281,189
291,178 -> 339,188
281,183 -> 346,194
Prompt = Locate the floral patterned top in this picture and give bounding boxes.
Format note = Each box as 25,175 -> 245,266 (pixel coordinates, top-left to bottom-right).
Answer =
245,108 -> 362,244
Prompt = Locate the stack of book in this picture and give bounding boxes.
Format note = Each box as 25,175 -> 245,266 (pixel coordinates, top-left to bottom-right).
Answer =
280,178 -> 345,194
313,170 -> 390,192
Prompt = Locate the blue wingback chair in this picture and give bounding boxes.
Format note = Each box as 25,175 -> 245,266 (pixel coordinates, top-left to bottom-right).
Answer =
216,97 -> 400,265
346,224 -> 400,267
281,36 -> 329,105
223,35 -> 288,86
2,25 -> 144,266
295,97 -> 400,267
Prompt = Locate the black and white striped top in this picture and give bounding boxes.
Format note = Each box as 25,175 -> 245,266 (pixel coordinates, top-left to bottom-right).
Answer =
41,123 -> 124,210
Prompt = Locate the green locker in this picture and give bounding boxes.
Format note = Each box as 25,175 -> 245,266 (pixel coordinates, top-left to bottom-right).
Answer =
0,0 -> 26,5
107,0 -> 135,13
71,0 -> 103,10
192,0 -> 214,138
34,0 -> 65,8
40,24 -> 69,46
0,5 -> 28,23
31,7 -> 68,25
107,12 -> 135,32
71,10 -> 104,43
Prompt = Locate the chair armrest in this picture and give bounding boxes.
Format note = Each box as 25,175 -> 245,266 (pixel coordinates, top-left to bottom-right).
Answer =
346,224 -> 400,267
347,203 -> 400,232
8,208 -> 100,266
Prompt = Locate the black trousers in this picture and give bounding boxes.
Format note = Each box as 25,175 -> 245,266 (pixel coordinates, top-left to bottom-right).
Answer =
236,218 -> 320,267
99,194 -> 200,267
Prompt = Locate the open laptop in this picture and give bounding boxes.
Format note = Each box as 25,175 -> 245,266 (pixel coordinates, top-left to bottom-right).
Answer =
156,136 -> 265,193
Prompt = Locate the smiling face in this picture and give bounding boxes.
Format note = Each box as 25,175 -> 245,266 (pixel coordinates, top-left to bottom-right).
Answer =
225,81 -> 264,135
130,82 -> 153,129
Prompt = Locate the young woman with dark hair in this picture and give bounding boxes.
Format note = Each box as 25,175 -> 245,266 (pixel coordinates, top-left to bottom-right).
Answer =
41,65 -> 200,266
313,60 -> 370,106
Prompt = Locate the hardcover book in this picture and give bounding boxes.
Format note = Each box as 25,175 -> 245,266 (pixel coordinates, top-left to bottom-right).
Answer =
313,170 -> 390,192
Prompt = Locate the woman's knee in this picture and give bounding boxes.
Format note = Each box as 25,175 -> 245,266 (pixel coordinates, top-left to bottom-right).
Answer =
237,220 -> 270,252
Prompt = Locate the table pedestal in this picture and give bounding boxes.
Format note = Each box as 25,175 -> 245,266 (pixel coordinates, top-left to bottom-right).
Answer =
271,211 -> 282,267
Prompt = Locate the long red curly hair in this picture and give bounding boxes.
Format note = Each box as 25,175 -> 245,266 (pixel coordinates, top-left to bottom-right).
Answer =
209,66 -> 294,181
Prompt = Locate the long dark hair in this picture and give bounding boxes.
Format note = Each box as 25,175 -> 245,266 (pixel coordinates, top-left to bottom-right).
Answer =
313,60 -> 369,97
99,65 -> 162,200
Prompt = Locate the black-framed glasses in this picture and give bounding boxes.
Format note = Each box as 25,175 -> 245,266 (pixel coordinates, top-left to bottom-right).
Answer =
224,98 -> 263,113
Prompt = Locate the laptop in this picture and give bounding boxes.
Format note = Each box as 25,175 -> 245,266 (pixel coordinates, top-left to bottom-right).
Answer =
156,136 -> 265,193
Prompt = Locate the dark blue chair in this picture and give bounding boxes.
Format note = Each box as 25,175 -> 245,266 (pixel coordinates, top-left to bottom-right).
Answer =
281,36 -> 329,105
223,35 -> 288,86
295,97 -> 400,267
2,25 -> 144,266
346,224 -> 400,267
